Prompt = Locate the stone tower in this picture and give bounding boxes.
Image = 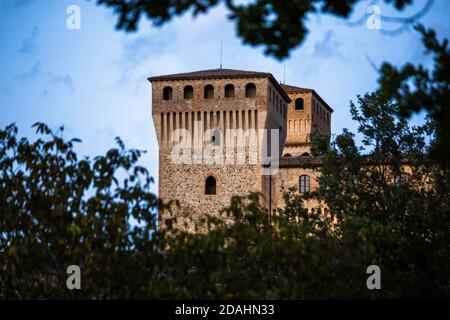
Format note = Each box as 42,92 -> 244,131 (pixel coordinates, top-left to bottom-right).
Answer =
281,84 -> 333,157
149,69 -> 290,231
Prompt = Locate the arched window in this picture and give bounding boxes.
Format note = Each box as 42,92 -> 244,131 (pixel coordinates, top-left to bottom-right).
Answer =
204,85 -> 214,99
205,176 -> 216,195
301,152 -> 310,157
295,98 -> 304,110
299,175 -> 310,193
245,83 -> 256,98
184,85 -> 193,99
224,84 -> 235,98
283,153 -> 292,157
163,86 -> 173,100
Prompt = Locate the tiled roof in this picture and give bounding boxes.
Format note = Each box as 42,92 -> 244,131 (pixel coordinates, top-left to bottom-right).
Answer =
281,84 -> 314,93
148,68 -> 271,81
279,156 -> 322,168
148,68 -> 291,102
281,84 -> 333,112
279,155 -> 430,168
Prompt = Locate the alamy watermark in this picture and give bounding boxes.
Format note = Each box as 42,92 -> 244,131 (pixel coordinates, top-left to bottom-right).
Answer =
366,5 -> 382,30
366,265 -> 381,290
167,123 -> 280,175
66,5 -> 81,30
66,265 -> 81,290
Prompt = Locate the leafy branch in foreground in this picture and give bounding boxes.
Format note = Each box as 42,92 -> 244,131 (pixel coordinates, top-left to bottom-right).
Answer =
95,0 -> 420,59
1,93 -> 450,299
311,92 -> 450,298
0,122 -> 158,298
377,24 -> 450,166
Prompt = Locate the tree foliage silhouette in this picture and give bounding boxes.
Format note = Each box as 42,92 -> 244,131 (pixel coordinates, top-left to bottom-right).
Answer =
95,0 -> 420,59
1,90 -> 449,298
377,24 -> 450,166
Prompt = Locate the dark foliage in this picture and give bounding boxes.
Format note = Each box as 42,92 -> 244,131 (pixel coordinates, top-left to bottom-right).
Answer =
377,24 -> 450,167
95,0 -> 414,59
1,90 -> 449,298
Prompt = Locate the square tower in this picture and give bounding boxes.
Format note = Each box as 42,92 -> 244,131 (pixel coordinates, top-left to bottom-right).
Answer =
281,84 -> 333,157
149,69 -> 290,231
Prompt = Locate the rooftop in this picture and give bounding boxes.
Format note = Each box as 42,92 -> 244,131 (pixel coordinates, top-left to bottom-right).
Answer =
281,84 -> 315,93
148,68 -> 271,81
279,156 -> 322,168
279,154 -> 430,168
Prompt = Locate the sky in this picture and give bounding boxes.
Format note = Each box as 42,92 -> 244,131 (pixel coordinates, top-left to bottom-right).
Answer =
0,0 -> 449,195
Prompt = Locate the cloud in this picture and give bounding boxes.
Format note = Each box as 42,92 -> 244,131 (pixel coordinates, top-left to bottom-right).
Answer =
19,26 -> 39,54
120,33 -> 170,68
115,29 -> 178,92
313,30 -> 342,58
1,0 -> 38,9
14,61 -> 75,93
51,74 -> 74,93
14,60 -> 43,80
14,0 -> 36,6
1,88 -> 11,96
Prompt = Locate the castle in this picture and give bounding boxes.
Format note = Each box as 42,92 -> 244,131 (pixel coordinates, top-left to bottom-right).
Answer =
149,69 -> 333,231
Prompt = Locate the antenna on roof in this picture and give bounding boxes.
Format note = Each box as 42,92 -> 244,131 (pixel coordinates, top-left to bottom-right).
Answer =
220,38 -> 223,69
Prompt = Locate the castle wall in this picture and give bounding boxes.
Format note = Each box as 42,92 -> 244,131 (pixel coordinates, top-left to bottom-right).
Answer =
286,92 -> 313,143
311,96 -> 332,137
275,166 -> 322,210
282,90 -> 332,157
149,70 -> 334,232
151,76 -> 288,231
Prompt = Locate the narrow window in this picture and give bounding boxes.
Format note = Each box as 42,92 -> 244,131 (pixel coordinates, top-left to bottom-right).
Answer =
205,176 -> 216,195
211,128 -> 220,146
163,86 -> 173,100
299,175 -> 310,193
184,85 -> 193,99
223,110 -> 227,130
204,84 -> 214,99
224,84 -> 235,98
295,98 -> 304,111
160,113 -> 165,143
245,83 -> 256,98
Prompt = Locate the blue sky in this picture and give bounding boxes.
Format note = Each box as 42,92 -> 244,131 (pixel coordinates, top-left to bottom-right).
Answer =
0,0 -> 449,194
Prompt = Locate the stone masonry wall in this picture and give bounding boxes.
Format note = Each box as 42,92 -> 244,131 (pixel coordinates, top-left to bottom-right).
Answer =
152,76 -> 288,232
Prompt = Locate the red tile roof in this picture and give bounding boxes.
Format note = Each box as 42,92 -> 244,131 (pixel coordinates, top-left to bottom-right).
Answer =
279,155 -> 430,168
279,156 -> 322,168
148,68 -> 271,81
281,84 -> 314,93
